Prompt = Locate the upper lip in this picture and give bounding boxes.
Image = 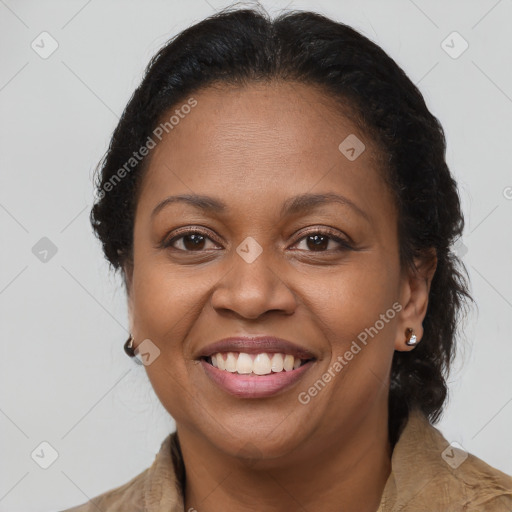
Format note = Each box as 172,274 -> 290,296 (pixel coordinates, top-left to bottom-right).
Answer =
196,336 -> 317,360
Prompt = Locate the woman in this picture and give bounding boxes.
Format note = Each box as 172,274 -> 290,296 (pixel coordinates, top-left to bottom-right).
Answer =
62,5 -> 512,512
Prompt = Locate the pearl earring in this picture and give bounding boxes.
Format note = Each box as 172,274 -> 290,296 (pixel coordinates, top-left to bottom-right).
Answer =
405,328 -> 418,346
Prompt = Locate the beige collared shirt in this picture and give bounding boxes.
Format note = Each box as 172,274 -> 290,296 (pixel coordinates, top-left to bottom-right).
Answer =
61,409 -> 512,511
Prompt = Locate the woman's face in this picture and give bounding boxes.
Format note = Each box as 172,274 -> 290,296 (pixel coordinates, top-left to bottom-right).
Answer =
127,81 -> 427,461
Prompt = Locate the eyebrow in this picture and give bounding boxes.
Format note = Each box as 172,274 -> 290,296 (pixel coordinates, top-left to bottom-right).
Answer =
151,192 -> 370,222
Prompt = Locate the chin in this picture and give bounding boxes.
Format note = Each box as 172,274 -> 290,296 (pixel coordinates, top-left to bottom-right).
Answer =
203,418 -> 311,465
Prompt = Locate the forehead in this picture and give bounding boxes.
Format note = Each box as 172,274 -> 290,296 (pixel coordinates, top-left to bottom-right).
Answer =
149,81 -> 368,167
137,81 -> 390,219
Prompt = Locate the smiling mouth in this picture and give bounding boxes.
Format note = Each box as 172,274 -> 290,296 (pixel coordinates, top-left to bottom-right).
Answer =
200,352 -> 315,375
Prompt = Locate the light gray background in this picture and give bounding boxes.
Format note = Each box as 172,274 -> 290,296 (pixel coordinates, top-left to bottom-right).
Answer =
1,0 -> 511,510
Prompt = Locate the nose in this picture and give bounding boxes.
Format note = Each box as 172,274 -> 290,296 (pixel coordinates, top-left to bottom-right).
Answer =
209,247 -> 297,320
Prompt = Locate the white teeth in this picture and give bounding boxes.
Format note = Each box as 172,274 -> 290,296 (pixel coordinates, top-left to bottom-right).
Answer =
283,354 -> 295,371
253,353 -> 272,375
270,353 -> 284,372
208,352 -> 307,375
225,352 -> 237,372
236,353 -> 253,374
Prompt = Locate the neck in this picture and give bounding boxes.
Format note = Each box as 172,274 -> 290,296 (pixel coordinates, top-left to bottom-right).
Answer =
178,402 -> 392,512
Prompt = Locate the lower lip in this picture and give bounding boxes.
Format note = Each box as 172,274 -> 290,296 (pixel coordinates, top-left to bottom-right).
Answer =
199,359 -> 314,398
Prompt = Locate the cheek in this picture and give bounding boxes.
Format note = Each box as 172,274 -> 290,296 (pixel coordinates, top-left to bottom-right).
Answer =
130,261 -> 206,423
309,256 -> 400,341
130,259 -> 203,342
129,261 -> 211,412
298,269 -> 398,430
305,257 -> 399,397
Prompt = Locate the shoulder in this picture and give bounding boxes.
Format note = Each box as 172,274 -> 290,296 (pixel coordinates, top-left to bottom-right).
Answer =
444,443 -> 512,510
382,409 -> 512,511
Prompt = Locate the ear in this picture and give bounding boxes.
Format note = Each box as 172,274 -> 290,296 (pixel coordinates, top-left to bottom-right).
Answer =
395,249 -> 437,352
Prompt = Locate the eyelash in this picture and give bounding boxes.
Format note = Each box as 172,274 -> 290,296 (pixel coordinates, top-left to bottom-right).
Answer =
161,226 -> 354,253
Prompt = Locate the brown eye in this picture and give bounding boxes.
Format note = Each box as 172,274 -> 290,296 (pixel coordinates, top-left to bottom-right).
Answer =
164,229 -> 219,252
293,229 -> 353,252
